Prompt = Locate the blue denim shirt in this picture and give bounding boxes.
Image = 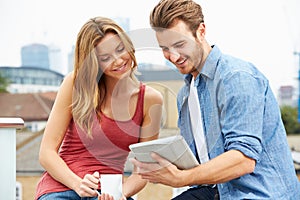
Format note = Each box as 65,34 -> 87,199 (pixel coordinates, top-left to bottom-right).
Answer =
177,46 -> 300,199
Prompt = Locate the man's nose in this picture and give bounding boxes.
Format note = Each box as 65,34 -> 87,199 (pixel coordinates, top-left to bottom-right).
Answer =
169,50 -> 180,63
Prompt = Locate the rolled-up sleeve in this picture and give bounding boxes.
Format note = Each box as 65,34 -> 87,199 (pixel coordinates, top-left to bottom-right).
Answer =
219,71 -> 267,162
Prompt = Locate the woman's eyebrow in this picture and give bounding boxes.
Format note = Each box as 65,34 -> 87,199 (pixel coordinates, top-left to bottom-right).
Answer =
97,42 -> 123,56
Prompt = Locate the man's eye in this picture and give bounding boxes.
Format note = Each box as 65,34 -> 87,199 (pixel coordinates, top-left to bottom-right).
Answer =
175,43 -> 184,48
161,47 -> 169,52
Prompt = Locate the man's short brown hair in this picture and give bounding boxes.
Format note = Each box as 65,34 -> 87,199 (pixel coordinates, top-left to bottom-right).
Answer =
149,0 -> 204,37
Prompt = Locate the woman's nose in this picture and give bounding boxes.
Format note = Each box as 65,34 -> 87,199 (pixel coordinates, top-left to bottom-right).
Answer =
112,54 -> 123,66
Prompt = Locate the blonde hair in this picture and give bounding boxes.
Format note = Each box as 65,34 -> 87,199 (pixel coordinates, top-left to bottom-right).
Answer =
72,16 -> 138,136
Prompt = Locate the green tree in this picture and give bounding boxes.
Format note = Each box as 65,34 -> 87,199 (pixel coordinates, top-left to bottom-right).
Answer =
280,105 -> 300,134
0,71 -> 9,93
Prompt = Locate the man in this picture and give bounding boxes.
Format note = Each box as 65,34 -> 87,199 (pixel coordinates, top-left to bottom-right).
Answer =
131,0 -> 300,199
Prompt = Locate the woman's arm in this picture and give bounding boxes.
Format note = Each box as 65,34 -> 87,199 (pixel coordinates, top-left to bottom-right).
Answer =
39,72 -> 99,197
122,85 -> 163,198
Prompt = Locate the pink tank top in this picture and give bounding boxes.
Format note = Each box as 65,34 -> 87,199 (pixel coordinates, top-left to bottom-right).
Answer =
35,83 -> 145,199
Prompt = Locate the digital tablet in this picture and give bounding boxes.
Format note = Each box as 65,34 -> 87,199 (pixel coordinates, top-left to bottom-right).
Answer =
129,135 -> 199,170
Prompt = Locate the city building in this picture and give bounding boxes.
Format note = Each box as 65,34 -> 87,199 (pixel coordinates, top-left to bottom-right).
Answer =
21,43 -> 50,69
278,85 -> 297,107
113,17 -> 130,32
0,92 -> 56,132
67,45 -> 75,73
0,66 -> 64,93
48,44 -> 63,74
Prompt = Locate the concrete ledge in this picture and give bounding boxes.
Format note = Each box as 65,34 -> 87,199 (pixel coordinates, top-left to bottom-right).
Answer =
0,117 -> 24,128
0,117 -> 24,199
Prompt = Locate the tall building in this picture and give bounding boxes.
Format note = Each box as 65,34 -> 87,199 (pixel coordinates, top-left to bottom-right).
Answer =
113,17 -> 130,32
278,85 -> 297,107
67,45 -> 75,73
48,44 -> 63,74
21,43 -> 50,69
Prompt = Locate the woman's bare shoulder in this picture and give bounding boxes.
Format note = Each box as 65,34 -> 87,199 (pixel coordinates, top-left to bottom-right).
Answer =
55,71 -> 74,101
63,71 -> 74,83
144,84 -> 163,106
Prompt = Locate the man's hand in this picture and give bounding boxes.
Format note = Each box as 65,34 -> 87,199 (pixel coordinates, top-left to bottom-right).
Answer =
130,152 -> 186,187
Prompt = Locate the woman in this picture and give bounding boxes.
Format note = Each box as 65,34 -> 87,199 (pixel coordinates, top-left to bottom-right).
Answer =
35,16 -> 163,200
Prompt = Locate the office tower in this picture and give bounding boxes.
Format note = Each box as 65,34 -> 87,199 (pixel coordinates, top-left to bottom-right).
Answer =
21,43 -> 50,69
48,44 -> 63,74
113,17 -> 130,32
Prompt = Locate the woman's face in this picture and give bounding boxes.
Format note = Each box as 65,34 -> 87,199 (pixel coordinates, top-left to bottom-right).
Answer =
96,32 -> 132,79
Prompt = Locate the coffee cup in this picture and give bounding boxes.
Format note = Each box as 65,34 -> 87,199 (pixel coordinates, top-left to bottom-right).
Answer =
100,174 -> 123,200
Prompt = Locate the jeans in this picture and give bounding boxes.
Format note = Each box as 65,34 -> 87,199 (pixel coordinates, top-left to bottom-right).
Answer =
38,190 -> 134,200
172,186 -> 219,200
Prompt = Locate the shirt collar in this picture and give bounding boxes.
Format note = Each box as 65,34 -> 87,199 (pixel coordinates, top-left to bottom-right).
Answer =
184,45 -> 222,86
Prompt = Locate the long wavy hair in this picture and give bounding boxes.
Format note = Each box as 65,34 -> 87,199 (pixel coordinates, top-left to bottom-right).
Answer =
72,16 -> 138,136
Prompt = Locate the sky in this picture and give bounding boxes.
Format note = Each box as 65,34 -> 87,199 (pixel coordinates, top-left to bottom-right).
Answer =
0,0 -> 299,96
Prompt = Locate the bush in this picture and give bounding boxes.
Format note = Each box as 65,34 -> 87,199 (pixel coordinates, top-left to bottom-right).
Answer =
281,105 -> 300,134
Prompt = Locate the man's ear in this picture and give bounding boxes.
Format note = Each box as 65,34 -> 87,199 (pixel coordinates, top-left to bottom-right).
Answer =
196,22 -> 206,41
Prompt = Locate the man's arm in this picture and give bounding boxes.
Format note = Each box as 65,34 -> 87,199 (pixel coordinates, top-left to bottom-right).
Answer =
131,149 -> 255,187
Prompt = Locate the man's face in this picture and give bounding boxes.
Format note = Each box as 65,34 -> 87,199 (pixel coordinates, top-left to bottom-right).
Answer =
155,20 -> 203,76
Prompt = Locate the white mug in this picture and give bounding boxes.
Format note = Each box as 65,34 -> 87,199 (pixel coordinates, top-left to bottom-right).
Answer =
100,174 -> 123,200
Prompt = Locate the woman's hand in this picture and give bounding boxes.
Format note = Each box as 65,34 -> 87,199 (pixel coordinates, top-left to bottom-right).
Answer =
75,171 -> 100,197
98,193 -> 127,200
